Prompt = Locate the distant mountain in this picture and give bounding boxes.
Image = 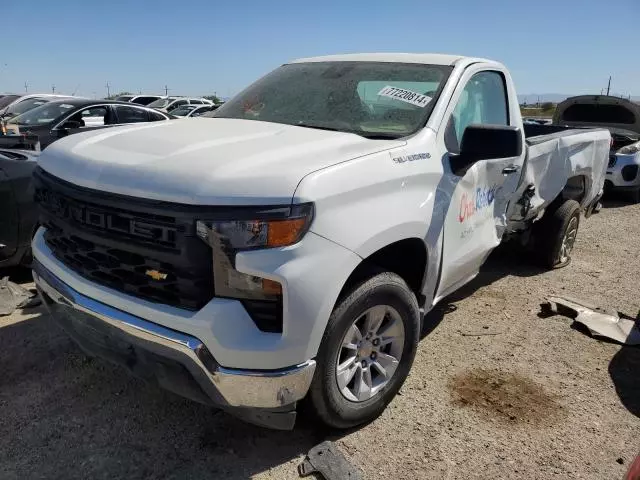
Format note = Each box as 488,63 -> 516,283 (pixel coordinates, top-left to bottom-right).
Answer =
518,93 -> 640,105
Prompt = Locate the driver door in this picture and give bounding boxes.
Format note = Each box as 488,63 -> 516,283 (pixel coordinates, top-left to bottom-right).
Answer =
434,68 -> 525,300
60,105 -> 113,137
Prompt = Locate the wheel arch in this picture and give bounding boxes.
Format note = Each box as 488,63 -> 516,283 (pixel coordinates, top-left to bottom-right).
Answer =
561,174 -> 590,206
337,237 -> 429,308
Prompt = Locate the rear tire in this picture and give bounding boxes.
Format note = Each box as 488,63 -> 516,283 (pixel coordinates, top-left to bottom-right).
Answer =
628,188 -> 640,204
307,271 -> 420,429
536,199 -> 581,269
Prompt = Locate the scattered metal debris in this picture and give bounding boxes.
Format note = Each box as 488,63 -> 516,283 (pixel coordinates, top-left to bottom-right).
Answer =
0,277 -> 41,316
542,296 -> 640,345
298,441 -> 363,480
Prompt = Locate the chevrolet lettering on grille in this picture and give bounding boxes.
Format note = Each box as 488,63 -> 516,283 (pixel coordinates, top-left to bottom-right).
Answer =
37,188 -> 177,244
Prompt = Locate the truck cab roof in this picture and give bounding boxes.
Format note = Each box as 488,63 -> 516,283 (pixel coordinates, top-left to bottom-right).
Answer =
290,52 -> 495,67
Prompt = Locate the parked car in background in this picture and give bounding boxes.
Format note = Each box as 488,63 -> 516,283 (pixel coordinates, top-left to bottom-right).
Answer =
523,117 -> 552,125
0,95 -> 77,120
170,104 -> 219,118
147,96 -> 213,113
31,53 -> 609,431
3,99 -> 172,150
554,95 -> 640,202
0,148 -> 39,268
0,94 -> 78,117
113,94 -> 164,106
0,95 -> 21,111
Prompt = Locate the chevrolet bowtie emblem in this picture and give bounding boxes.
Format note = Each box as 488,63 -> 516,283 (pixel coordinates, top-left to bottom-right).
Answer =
145,269 -> 168,281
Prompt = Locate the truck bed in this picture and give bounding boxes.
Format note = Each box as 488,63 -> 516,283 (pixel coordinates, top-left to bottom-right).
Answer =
523,123 -> 582,142
506,124 -> 611,229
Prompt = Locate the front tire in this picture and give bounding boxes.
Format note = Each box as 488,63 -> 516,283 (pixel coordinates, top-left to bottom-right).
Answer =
307,271 -> 420,429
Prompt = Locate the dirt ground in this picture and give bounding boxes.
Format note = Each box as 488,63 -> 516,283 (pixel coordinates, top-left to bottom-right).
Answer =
1,195 -> 638,480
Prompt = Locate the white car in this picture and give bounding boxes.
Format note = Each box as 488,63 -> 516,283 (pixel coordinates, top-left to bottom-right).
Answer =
0,94 -> 78,118
147,97 -> 213,113
113,94 -> 164,106
170,104 -> 219,118
31,53 -> 609,431
554,95 -> 640,202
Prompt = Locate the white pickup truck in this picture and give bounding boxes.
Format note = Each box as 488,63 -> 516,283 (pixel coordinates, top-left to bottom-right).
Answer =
31,53 -> 610,430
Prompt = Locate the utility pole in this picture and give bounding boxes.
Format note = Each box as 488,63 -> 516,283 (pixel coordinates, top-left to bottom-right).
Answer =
606,76 -> 611,96
164,85 -> 169,96
52,84 -> 56,93
105,81 -> 111,98
24,81 -> 28,93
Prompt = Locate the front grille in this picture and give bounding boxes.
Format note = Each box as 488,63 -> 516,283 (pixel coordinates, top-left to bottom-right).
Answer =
34,168 -> 214,310
608,155 -> 617,168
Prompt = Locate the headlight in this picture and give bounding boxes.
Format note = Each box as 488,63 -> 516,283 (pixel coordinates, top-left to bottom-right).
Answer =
196,203 -> 313,250
196,204 -> 314,332
618,141 -> 640,155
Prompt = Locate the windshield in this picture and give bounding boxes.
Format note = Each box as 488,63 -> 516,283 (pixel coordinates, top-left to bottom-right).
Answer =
0,95 -> 21,109
171,105 -> 198,117
9,102 -> 77,126
5,97 -> 51,116
147,97 -> 177,108
213,62 -> 452,138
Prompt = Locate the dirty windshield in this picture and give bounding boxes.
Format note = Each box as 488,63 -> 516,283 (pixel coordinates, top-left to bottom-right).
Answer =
213,61 -> 452,138
9,102 -> 76,125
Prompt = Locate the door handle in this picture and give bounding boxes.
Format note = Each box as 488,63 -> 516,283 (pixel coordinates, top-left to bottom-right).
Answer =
502,165 -> 520,175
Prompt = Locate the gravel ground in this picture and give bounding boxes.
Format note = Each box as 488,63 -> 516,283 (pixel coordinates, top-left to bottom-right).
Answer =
1,195 -> 638,479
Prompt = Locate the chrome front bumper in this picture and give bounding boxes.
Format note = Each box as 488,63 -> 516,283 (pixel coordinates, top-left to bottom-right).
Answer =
32,260 -> 315,430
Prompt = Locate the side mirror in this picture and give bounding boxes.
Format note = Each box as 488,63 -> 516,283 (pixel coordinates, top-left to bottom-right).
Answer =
450,124 -> 523,176
61,120 -> 82,130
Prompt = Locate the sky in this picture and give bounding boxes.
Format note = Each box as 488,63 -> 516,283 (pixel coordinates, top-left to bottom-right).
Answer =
2,0 -> 639,100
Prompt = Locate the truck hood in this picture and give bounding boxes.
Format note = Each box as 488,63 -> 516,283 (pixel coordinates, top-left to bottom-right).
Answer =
38,118 -> 403,205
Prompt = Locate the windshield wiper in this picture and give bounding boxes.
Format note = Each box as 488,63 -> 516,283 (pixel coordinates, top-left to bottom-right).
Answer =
295,122 -> 344,133
356,132 -> 404,140
295,122 -> 402,140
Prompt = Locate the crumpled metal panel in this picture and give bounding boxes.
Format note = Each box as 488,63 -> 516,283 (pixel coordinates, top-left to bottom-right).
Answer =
507,129 -> 611,227
543,295 -> 640,345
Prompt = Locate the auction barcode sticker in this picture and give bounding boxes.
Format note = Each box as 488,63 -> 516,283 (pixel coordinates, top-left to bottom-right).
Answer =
378,86 -> 432,108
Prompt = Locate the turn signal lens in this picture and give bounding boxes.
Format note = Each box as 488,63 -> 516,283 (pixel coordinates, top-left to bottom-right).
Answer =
267,218 -> 307,247
261,278 -> 282,295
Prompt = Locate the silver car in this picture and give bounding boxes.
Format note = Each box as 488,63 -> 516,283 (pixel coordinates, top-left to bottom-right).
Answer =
554,95 -> 640,201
